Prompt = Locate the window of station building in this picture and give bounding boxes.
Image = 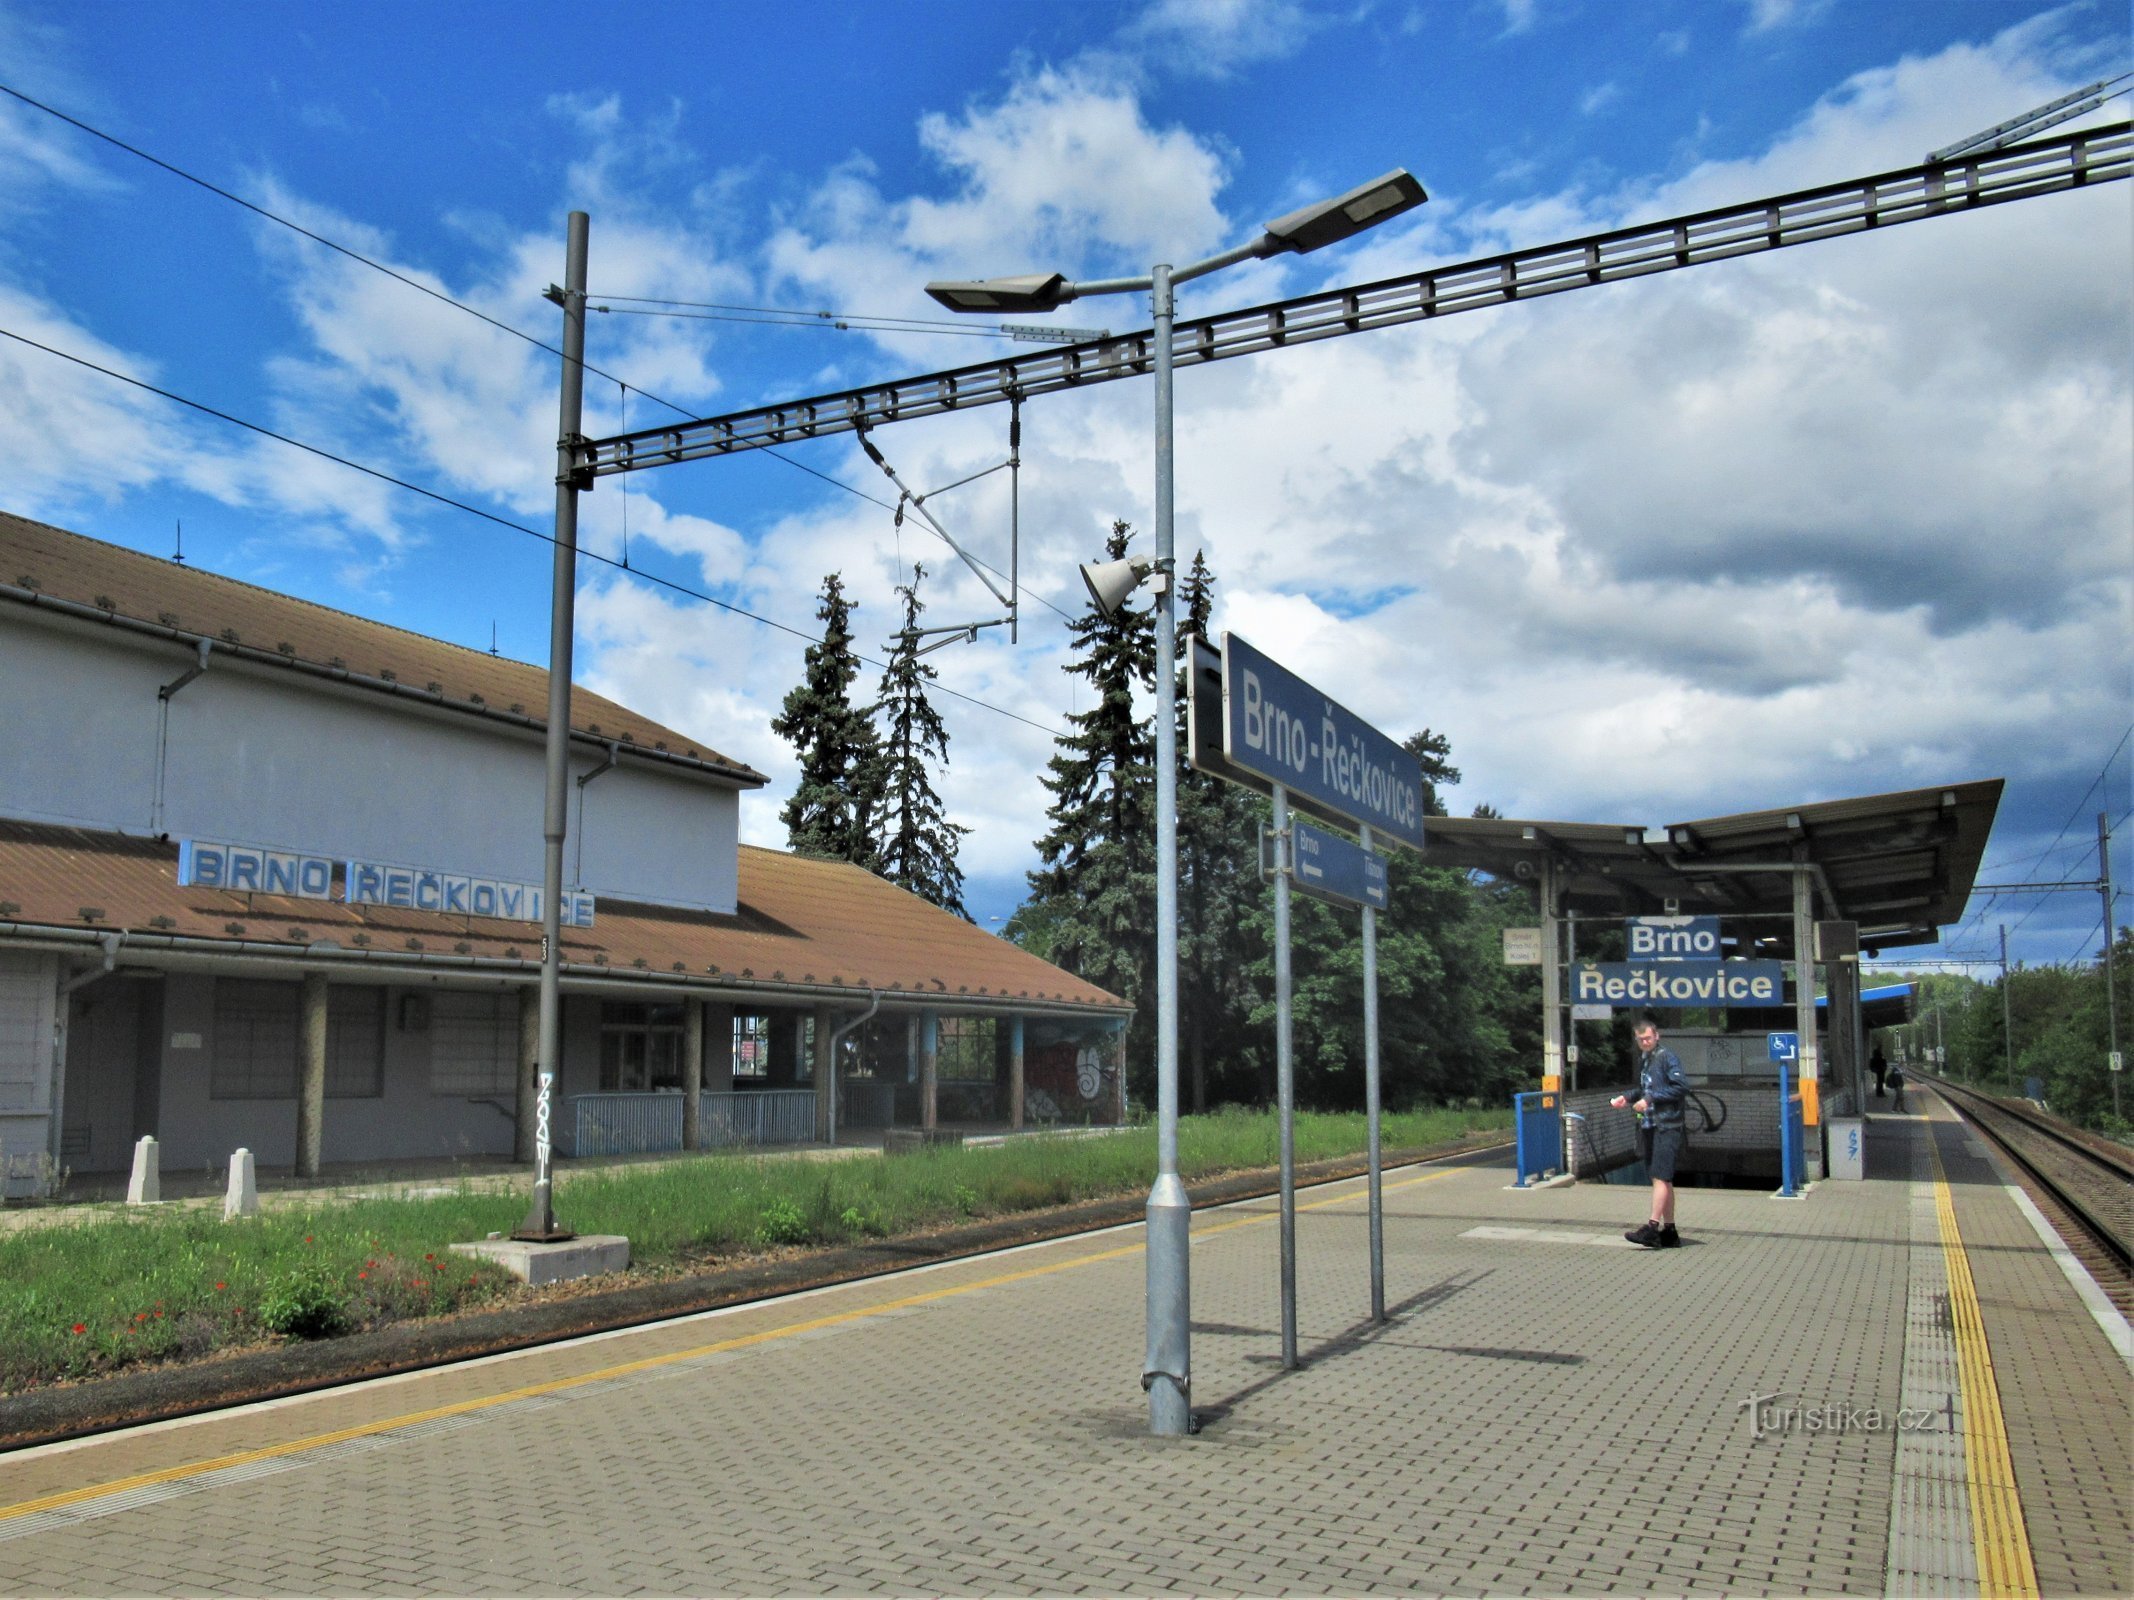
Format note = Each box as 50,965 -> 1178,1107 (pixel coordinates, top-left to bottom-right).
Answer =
935,1015 -> 998,1081
431,991 -> 517,1097
599,1001 -> 685,1092
210,980 -> 384,1100
732,1013 -> 771,1080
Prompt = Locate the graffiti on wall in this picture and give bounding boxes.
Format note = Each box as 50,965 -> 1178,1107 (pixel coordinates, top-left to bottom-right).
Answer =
1023,1035 -> 1121,1124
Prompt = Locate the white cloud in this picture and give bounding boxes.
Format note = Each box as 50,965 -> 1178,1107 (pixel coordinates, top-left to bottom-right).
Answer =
1579,82 -> 1621,117
1124,0 -> 1323,75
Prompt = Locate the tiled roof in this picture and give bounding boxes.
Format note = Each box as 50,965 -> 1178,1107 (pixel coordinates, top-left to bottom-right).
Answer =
0,821 -> 1126,1015
0,510 -> 765,786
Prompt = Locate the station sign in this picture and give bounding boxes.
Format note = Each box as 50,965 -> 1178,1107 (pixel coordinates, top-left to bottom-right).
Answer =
1216,633 -> 1426,850
178,836 -> 593,927
1502,927 -> 1543,966
1284,819 -> 1389,911
1571,960 -> 1784,1007
1626,915 -> 1721,961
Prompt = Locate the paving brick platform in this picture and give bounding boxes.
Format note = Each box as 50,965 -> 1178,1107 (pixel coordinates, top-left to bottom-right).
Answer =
0,1094 -> 2125,1596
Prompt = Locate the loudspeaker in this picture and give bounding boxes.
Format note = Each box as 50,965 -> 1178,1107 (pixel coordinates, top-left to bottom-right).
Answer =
1080,556 -> 1151,618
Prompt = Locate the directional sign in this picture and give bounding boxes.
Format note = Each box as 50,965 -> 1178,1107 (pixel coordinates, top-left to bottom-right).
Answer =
1219,632 -> 1426,850
1571,1003 -> 1613,1021
1502,928 -> 1543,966
1286,819 -> 1389,911
1570,960 -> 1786,1007
1627,915 -> 1721,961
1768,1032 -> 1800,1062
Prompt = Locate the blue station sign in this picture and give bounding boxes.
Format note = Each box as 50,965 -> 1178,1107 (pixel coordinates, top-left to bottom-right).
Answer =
1220,632 -> 1425,849
1571,960 -> 1785,1008
178,839 -> 334,900
178,837 -> 593,927
1289,819 -> 1389,911
1627,915 -> 1721,961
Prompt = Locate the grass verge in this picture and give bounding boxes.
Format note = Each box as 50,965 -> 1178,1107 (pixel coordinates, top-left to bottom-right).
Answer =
0,1105 -> 1506,1395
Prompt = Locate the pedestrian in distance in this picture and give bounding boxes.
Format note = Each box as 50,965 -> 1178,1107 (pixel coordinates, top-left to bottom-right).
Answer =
1870,1044 -> 1888,1099
1887,1057 -> 1907,1113
1612,1014 -> 1687,1248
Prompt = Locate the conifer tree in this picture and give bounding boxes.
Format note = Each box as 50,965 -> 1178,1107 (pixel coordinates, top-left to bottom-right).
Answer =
771,573 -> 884,867
872,565 -> 972,917
1012,521 -> 1157,1030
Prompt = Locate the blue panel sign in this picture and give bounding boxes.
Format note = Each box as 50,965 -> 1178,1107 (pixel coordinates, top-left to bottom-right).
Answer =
1220,632 -> 1425,849
346,860 -> 594,927
1289,819 -> 1389,911
178,839 -> 334,900
1570,960 -> 1785,1007
1626,915 -> 1721,961
1768,1032 -> 1799,1062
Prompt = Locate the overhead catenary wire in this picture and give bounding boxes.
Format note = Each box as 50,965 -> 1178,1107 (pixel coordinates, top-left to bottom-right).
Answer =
0,77 -> 1083,610
0,322 -> 1066,736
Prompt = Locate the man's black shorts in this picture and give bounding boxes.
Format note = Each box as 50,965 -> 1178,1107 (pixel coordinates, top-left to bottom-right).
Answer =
1638,1126 -> 1686,1183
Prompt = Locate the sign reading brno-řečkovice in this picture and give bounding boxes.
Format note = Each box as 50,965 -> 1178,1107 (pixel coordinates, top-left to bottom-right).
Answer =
1220,632 -> 1425,850
1572,960 -> 1785,1007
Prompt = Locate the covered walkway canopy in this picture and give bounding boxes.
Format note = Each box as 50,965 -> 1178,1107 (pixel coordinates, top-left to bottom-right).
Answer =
1421,779 -> 2002,956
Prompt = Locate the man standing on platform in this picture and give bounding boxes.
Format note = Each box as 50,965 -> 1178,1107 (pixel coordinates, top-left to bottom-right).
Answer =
1613,1014 -> 1687,1249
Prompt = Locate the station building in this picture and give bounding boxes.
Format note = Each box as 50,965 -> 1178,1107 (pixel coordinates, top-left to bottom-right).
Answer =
0,511 -> 1129,1196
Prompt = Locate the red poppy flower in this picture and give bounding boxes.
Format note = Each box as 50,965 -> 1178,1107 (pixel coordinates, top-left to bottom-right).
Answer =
71,1323 -> 85,1335
358,1271 -> 369,1280
214,1281 -> 226,1291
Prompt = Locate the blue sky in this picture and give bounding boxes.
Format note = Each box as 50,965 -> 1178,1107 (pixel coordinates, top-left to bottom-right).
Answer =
1,0 -> 2128,971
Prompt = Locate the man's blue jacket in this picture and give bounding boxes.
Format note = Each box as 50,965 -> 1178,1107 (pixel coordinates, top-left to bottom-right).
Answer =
1637,1047 -> 1688,1130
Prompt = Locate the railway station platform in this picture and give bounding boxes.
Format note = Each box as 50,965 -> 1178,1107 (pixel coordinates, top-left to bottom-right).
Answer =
0,1089 -> 2127,1596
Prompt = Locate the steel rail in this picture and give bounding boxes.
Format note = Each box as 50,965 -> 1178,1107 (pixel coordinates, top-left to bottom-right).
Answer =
1927,1073 -> 2133,1273
571,123 -> 2130,480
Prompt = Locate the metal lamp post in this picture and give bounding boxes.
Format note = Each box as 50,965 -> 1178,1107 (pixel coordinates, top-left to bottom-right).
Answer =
925,168 -> 1426,1437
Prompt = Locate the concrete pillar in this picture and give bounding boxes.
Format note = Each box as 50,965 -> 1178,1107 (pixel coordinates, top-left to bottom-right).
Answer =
1792,858 -> 1823,1180
1010,1015 -> 1025,1130
920,1010 -> 939,1130
813,1004 -> 835,1143
682,998 -> 704,1151
702,1002 -> 736,1096
1820,921 -> 1861,1113
223,1147 -> 257,1219
1538,857 -> 1563,1091
515,985 -> 539,1164
125,1134 -> 160,1204
295,973 -> 327,1180
1114,1025 -> 1128,1124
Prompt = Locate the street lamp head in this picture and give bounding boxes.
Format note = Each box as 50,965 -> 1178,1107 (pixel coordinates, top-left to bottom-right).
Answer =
1080,555 -> 1158,618
923,272 -> 1072,313
1261,169 -> 1428,255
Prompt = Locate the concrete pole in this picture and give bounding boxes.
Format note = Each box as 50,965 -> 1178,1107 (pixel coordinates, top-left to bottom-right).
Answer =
920,1010 -> 939,1130
1791,860 -> 1820,1177
2000,924 -> 2015,1092
1010,1015 -> 1025,1130
295,972 -> 327,1180
682,997 -> 703,1151
515,985 -> 539,1164
813,1004 -> 835,1143
1361,822 -> 1384,1325
518,208 -> 588,1243
2099,814 -> 2121,1118
1144,258 -> 1191,1437
1115,1025 -> 1129,1125
1272,783 -> 1297,1371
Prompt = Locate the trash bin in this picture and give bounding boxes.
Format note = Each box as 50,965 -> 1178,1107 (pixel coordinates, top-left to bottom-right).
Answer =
1826,1117 -> 1865,1181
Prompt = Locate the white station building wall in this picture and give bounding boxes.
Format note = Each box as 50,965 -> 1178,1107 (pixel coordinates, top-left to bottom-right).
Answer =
1,608 -> 741,914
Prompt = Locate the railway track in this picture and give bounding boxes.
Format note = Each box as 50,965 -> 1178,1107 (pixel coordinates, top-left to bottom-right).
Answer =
1925,1073 -> 2134,1317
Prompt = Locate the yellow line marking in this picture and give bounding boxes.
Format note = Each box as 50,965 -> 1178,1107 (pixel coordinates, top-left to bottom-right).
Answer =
0,1159 -> 1473,1524
1925,1126 -> 2040,1599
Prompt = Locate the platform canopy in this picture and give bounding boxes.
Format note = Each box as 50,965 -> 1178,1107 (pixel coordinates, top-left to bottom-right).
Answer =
1421,779 -> 2002,956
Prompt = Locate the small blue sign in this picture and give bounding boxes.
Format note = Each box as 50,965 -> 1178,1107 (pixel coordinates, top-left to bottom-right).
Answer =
1221,632 -> 1425,850
1627,915 -> 1721,961
1569,961 -> 1786,1007
1768,1032 -> 1800,1062
178,839 -> 335,900
1288,819 -> 1389,911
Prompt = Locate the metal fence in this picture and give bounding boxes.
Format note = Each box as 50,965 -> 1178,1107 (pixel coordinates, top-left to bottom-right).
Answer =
571,1090 -> 819,1156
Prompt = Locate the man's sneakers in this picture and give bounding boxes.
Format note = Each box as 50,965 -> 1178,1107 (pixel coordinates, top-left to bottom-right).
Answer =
1626,1221 -> 1684,1249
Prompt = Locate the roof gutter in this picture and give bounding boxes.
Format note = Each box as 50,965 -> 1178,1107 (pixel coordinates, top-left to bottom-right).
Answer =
0,923 -> 1130,1019
2,583 -> 766,789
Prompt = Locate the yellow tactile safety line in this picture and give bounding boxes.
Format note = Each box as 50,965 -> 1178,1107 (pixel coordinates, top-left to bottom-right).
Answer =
1926,1120 -> 2041,1599
0,1161 -> 1468,1525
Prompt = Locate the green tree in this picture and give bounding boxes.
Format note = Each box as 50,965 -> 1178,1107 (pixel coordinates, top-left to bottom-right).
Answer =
1010,521 -> 1157,1053
872,565 -> 971,917
771,573 -> 884,867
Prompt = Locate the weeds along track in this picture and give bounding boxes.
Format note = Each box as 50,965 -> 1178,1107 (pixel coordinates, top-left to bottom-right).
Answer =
1926,1074 -> 2133,1317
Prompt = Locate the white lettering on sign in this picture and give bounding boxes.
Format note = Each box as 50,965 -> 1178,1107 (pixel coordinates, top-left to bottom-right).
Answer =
1628,916 -> 1721,960
1572,961 -> 1784,1006
1240,669 -> 1311,774
178,840 -> 334,900
346,860 -> 593,927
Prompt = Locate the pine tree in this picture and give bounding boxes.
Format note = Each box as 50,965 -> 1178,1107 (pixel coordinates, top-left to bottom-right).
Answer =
1012,521 -> 1158,1028
771,573 -> 884,867
872,565 -> 972,917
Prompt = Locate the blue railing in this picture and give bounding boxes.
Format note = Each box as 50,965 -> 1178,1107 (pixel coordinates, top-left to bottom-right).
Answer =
1513,1091 -> 1563,1187
571,1089 -> 820,1156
